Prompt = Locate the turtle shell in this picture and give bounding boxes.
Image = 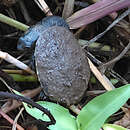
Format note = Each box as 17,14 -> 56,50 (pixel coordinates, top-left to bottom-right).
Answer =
35,26 -> 90,105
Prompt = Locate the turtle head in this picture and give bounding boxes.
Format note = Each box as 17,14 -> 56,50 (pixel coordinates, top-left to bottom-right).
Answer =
17,16 -> 69,50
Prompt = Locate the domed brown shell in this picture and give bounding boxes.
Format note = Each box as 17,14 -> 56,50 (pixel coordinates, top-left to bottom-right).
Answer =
35,26 -> 90,105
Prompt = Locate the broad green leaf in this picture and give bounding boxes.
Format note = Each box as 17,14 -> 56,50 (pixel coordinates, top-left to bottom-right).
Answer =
23,101 -> 77,130
77,84 -> 130,130
103,124 -> 127,130
13,90 -> 77,130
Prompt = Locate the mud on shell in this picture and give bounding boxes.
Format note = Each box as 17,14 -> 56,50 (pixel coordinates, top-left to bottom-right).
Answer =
35,26 -> 90,106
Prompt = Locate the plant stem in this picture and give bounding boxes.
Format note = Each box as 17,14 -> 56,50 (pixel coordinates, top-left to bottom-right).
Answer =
0,13 -> 29,31
9,74 -> 37,82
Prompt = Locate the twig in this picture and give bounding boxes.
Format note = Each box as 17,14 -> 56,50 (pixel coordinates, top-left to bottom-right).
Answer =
0,32 -> 18,38
0,92 -> 56,126
0,109 -> 24,130
87,51 -> 102,64
34,0 -> 53,16
1,88 -> 42,114
0,69 -> 21,92
0,51 -> 35,75
110,70 -> 128,84
87,51 -> 128,85
86,90 -> 106,96
100,42 -> 130,71
87,58 -> 128,118
12,107 -> 24,130
62,0 -> 74,19
69,105 -> 80,115
3,69 -> 27,74
83,8 -> 130,48
87,58 -> 115,91
0,77 -> 13,92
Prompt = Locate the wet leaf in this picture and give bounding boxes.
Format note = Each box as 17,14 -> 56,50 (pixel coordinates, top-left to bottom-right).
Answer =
77,84 -> 130,130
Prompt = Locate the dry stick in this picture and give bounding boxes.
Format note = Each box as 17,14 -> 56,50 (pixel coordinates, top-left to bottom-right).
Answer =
62,0 -> 75,19
110,70 -> 128,84
0,92 -> 56,126
34,0 -> 53,16
0,51 -> 35,75
87,58 -> 129,111
1,88 -> 42,114
87,51 -> 128,85
83,8 -> 130,48
86,90 -> 106,96
88,58 -> 114,91
100,42 -> 130,70
3,69 -> 26,74
0,77 -> 13,92
12,107 -> 24,130
69,105 -> 80,115
0,109 -> 24,130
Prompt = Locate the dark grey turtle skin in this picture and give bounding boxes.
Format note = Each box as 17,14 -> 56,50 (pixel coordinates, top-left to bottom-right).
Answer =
17,16 -> 69,50
35,26 -> 90,106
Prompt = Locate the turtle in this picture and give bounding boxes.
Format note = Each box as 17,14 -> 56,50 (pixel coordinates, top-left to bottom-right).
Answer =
18,16 -> 90,106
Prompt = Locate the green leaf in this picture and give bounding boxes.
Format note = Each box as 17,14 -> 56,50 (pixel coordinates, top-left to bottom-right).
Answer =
76,84 -> 130,130
103,124 -> 127,130
23,101 -> 77,130
12,90 -> 77,130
